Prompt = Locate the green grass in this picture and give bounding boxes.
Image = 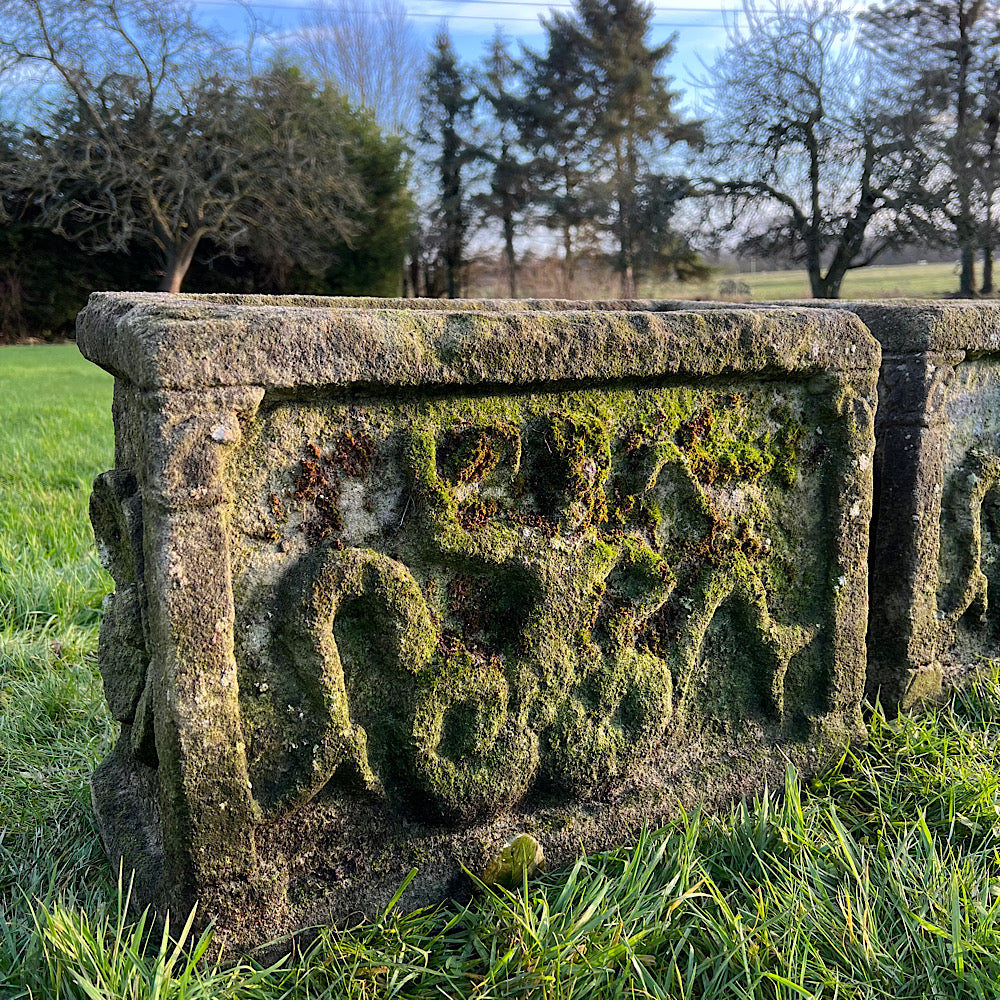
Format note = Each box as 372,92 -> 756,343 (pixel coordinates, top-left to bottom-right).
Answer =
466,260 -> 966,302
5,343 -> 1000,998
645,261 -> 965,302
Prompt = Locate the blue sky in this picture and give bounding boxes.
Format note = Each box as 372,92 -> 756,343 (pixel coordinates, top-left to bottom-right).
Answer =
192,0 -> 761,98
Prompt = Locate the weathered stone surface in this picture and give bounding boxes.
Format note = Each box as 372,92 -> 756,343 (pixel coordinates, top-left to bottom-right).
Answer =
634,300 -> 1000,709
79,292 -> 877,950
830,303 -> 1000,708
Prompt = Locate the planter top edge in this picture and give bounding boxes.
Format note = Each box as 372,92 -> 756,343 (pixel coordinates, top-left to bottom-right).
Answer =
646,298 -> 1000,355
76,291 -> 879,393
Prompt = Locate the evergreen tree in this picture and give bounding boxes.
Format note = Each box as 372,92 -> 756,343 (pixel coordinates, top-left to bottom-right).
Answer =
519,15 -> 597,295
473,30 -> 530,298
419,30 -> 476,298
567,0 -> 702,296
521,0 -> 701,297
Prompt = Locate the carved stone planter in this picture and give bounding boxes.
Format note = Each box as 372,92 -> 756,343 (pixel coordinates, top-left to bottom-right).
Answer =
828,303 -> 1000,706
593,298 -> 1000,709
78,293 -> 877,949
649,300 -> 1000,708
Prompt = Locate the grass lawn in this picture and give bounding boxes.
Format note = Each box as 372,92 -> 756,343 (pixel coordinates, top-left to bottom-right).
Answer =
5,344 -> 1000,998
645,261 -> 964,303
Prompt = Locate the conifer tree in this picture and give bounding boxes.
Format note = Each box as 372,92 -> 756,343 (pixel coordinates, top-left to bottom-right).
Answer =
568,0 -> 702,296
419,29 -> 476,298
474,30 -> 530,298
519,16 -> 595,295
521,0 -> 701,297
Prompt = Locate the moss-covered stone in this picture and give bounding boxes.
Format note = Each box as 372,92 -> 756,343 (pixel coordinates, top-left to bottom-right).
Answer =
80,293 -> 876,952
227,381 -> 849,823
482,833 -> 545,890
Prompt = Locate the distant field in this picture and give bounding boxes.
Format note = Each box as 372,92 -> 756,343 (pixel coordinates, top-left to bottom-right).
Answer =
467,260 -> 966,303
648,261 -> 963,302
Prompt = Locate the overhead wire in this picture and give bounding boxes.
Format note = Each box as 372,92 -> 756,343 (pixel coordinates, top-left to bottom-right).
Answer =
190,0 -> 753,28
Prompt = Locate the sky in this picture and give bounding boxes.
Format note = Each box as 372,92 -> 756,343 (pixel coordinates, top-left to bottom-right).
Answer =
1,0 -> 874,124
170,0 -> 871,258
189,0 -> 786,100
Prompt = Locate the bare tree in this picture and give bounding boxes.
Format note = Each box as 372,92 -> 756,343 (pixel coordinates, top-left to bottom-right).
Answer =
0,0 -> 365,292
862,0 -> 1000,296
699,0 -> 924,298
297,0 -> 423,135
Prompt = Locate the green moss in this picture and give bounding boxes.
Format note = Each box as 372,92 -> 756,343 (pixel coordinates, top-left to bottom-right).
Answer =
230,377 -> 831,825
530,412 -> 611,530
668,394 -> 806,487
771,404 -> 806,488
437,422 -> 519,484
541,647 -> 673,795
409,655 -> 538,823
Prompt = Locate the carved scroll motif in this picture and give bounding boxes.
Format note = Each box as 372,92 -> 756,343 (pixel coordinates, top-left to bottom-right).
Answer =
939,453 -> 1000,637
90,470 -> 156,765
255,406 -> 820,827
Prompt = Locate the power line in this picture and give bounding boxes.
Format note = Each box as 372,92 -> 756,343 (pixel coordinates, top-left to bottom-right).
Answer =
194,0 -> 749,9
191,0 -> 744,27
311,1 -> 741,9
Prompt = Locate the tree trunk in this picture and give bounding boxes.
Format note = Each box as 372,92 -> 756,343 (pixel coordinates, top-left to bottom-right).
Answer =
806,235 -> 825,298
806,129 -> 825,299
406,254 -> 419,297
982,185 -> 996,294
561,225 -> 575,297
953,11 -> 977,297
620,264 -> 636,299
503,214 -> 517,298
959,242 -> 977,296
815,272 -> 842,299
158,238 -> 200,294
159,264 -> 185,294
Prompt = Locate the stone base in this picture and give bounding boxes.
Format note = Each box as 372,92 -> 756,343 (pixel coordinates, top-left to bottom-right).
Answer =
90,750 -> 165,911
77,293 -> 877,951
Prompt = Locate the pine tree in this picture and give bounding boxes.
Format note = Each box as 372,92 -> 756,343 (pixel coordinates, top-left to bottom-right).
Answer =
521,0 -> 701,297
519,16 -> 596,296
568,0 -> 702,296
418,30 -> 476,298
473,30 -> 530,298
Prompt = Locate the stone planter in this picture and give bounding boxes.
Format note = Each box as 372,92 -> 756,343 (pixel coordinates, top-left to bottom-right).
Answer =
78,292 -> 877,948
641,299 -> 1000,708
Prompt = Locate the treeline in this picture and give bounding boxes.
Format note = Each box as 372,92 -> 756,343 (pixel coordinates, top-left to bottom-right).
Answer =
3,0 -> 1000,340
413,1 -> 704,300
0,0 -> 414,340
421,0 -> 1000,301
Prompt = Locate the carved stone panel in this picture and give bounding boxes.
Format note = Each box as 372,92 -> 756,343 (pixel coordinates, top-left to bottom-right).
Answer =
783,302 -> 1000,705
937,358 -> 1000,678
610,299 -> 1000,707
78,293 -> 877,950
